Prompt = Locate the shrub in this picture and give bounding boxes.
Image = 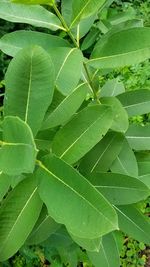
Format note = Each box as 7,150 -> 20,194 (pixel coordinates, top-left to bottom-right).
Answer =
0,0 -> 150,266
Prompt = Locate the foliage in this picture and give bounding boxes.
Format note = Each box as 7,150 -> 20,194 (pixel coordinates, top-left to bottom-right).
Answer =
0,0 -> 150,267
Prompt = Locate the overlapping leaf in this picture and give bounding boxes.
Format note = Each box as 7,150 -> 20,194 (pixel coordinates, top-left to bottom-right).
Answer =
0,30 -> 70,57
87,232 -> 121,267
4,45 -> 55,136
52,105 -> 113,165
42,83 -> 88,130
37,155 -> 118,239
0,0 -> 64,31
111,139 -> 138,177
50,47 -> 83,95
115,205 -> 150,245
79,132 -> 124,174
88,28 -> 150,68
0,117 -> 37,175
0,177 -> 42,261
117,89 -> 150,117
88,172 -> 149,205
126,124 -> 150,150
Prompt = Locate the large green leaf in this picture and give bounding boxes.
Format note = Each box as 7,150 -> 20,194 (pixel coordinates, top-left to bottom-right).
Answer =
111,139 -> 138,177
126,124 -> 150,150
136,152 -> 150,188
117,89 -> 150,117
100,97 -> 129,133
0,177 -> 42,261
27,206 -> 60,245
0,172 -> 10,202
70,234 -> 101,252
4,46 -> 55,136
0,0 -> 64,31
70,0 -> 106,28
41,83 -> 88,130
88,28 -> 150,69
12,0 -> 54,4
100,78 -> 125,97
87,232 -> 120,267
88,172 -> 149,205
79,132 -> 124,175
0,30 -> 70,57
115,205 -> 150,245
50,47 -> 83,95
37,155 -> 118,239
0,117 -> 37,175
52,105 -> 113,165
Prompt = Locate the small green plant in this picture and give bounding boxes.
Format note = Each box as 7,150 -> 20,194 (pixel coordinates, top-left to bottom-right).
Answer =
0,0 -> 150,266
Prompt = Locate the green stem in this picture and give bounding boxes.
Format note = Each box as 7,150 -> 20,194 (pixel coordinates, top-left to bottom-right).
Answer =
53,3 -> 99,101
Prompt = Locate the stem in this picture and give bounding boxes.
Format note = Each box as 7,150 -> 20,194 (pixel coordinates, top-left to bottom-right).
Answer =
53,3 -> 99,101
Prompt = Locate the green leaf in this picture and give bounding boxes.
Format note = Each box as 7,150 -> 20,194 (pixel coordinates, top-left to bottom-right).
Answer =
100,97 -> 129,133
0,30 -> 70,57
117,89 -> 150,117
52,105 -> 113,165
70,0 -> 106,28
88,172 -> 149,205
27,206 -> 60,245
50,47 -> 83,95
0,172 -> 10,202
0,1 -> 64,31
70,234 -> 101,252
0,117 -> 37,175
0,176 -> 42,261
136,152 -> 150,176
4,46 -> 55,136
100,78 -> 125,97
79,132 -> 124,175
87,232 -> 120,267
111,139 -> 138,177
115,205 -> 150,245
88,28 -> 150,69
41,83 -> 88,130
136,152 -> 150,188
12,0 -> 54,4
37,155 -> 118,239
126,124 -> 150,150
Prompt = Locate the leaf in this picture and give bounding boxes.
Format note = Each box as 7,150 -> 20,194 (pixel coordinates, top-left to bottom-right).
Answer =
117,89 -> 150,117
0,117 -> 37,175
41,83 -> 88,130
115,205 -> 150,245
88,28 -> 150,69
37,155 -> 118,239
0,172 -> 10,202
111,139 -> 138,177
100,97 -> 129,133
125,124 -> 150,150
136,152 -> 150,175
27,206 -> 60,245
81,28 -> 99,51
79,132 -> 124,175
12,0 -> 54,4
50,47 -> 83,95
88,172 -> 149,205
52,104 -> 113,165
100,78 -> 125,97
70,0 -> 106,28
0,176 -> 42,261
135,152 -> 150,188
0,1 -> 64,31
0,30 -> 70,57
70,234 -> 101,252
4,46 -> 55,136
87,232 -> 120,267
